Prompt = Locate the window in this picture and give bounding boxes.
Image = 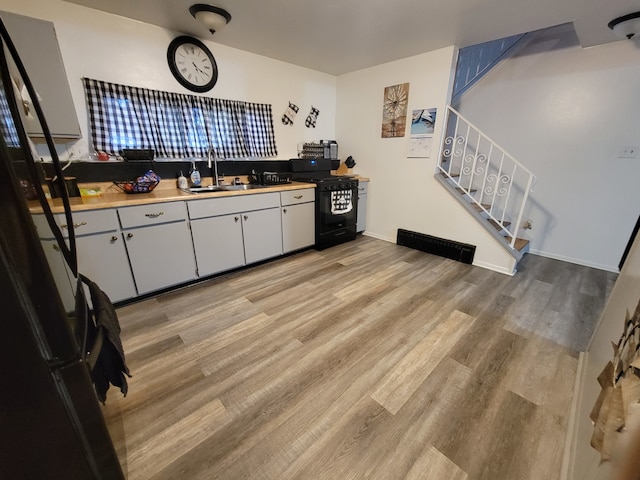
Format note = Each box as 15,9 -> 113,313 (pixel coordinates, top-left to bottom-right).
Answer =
82,78 -> 278,159
0,87 -> 20,148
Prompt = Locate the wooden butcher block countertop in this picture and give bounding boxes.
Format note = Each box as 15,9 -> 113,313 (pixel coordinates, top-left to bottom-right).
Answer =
29,180 -> 316,214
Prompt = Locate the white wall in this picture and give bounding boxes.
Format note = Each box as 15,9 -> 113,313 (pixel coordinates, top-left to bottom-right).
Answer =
457,25 -> 640,272
0,0 -> 337,161
336,48 -> 517,274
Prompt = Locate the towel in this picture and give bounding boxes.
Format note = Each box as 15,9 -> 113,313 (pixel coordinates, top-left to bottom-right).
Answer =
331,190 -> 353,215
79,274 -> 131,404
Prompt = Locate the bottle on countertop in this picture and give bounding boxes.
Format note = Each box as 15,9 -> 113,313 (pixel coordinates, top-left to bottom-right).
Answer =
177,170 -> 188,189
189,162 -> 201,187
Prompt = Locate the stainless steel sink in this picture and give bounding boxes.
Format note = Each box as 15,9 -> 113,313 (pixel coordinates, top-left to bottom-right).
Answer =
223,184 -> 263,191
185,184 -> 264,194
187,185 -> 227,193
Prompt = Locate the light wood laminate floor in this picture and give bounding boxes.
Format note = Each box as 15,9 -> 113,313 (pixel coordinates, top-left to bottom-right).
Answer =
104,236 -> 616,479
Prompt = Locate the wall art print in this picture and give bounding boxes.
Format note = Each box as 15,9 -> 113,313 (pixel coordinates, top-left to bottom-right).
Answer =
408,108 -> 437,158
381,83 -> 409,138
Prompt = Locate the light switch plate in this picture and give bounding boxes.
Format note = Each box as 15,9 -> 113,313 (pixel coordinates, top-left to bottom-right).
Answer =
618,145 -> 639,158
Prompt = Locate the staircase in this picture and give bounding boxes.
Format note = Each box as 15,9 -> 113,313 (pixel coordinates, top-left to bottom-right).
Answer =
436,106 -> 535,265
451,33 -> 528,105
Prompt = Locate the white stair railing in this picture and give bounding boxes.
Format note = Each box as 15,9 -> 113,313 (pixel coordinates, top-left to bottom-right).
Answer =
438,106 -> 535,249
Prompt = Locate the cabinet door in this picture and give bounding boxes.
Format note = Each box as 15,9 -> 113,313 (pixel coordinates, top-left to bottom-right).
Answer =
357,194 -> 367,233
76,233 -> 136,303
281,202 -> 315,253
191,214 -> 245,277
242,208 -> 283,264
124,221 -> 196,294
40,239 -> 76,313
1,11 -> 80,139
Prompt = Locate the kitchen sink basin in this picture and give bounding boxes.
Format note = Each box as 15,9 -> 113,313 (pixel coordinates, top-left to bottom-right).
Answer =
222,184 -> 264,191
187,185 -> 227,193
185,184 -> 264,194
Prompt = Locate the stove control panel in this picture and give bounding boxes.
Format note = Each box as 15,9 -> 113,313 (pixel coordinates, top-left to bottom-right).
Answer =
320,180 -> 358,191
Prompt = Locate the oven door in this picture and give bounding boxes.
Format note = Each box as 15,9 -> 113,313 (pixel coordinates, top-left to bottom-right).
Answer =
317,186 -> 358,233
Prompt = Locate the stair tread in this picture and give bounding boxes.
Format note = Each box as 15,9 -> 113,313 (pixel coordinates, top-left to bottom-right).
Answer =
506,236 -> 530,251
440,171 -> 460,178
488,219 -> 511,230
472,203 -> 492,212
456,187 -> 478,194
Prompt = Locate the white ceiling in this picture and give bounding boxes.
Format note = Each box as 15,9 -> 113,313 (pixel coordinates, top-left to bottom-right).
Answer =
63,0 -> 638,75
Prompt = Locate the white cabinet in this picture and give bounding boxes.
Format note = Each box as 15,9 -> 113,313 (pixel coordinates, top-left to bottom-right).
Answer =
39,238 -> 76,313
75,232 -> 135,303
31,188 -> 316,303
280,188 -> 315,253
32,209 -> 137,305
191,214 -> 245,277
118,202 -> 196,294
1,11 -> 80,139
63,209 -> 136,303
356,181 -> 369,233
187,192 -> 283,277
243,207 -> 283,264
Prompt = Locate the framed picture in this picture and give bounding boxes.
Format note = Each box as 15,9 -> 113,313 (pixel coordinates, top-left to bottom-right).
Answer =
381,83 -> 409,138
408,108 -> 437,158
411,108 -> 436,135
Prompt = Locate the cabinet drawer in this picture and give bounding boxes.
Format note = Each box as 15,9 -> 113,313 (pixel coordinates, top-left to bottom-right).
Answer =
357,181 -> 368,195
280,188 -> 315,206
188,192 -> 280,220
118,201 -> 188,229
32,209 -> 119,238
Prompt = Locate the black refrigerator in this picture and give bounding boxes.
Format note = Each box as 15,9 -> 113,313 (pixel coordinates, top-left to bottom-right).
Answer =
0,18 -> 124,479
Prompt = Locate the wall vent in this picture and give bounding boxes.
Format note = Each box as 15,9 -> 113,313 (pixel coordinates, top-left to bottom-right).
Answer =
396,229 -> 476,264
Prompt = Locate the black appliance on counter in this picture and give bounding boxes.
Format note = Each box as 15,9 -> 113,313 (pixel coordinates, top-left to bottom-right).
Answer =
291,158 -> 358,250
0,18 -> 124,478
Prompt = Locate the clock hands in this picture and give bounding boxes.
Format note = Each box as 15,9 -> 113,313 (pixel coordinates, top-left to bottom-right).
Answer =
192,61 -> 210,78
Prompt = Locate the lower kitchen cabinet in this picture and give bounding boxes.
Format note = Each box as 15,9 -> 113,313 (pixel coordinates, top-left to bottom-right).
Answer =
75,232 -> 136,303
33,209 -> 136,304
39,239 -> 76,312
123,221 -> 196,294
119,202 -> 196,295
32,187 -> 315,304
242,207 -> 283,264
356,180 -> 368,233
191,214 -> 245,277
188,192 -> 283,277
280,188 -> 315,253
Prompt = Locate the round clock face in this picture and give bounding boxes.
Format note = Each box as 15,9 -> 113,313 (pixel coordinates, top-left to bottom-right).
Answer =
167,36 -> 218,92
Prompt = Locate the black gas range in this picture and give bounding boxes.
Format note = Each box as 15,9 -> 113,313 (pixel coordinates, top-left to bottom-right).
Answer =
290,159 -> 359,250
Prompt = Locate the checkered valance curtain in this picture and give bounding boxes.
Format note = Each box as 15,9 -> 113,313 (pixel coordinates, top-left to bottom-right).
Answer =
82,78 -> 278,159
0,87 -> 20,148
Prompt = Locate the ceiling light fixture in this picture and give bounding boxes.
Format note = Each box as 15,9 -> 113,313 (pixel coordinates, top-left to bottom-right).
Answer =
189,4 -> 232,35
608,12 -> 640,39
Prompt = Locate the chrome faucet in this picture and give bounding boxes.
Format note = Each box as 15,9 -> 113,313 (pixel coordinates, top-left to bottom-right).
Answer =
208,147 -> 221,186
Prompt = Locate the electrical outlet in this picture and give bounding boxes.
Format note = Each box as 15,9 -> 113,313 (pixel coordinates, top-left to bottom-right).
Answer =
618,145 -> 639,158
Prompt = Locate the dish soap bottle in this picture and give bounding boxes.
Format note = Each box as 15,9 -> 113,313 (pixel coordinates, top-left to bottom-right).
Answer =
177,170 -> 188,189
189,162 -> 201,187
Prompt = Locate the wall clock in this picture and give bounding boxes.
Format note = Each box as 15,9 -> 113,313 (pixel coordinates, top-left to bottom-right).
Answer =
167,35 -> 218,92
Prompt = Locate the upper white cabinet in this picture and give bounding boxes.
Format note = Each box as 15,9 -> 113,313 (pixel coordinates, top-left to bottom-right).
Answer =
1,11 -> 81,139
